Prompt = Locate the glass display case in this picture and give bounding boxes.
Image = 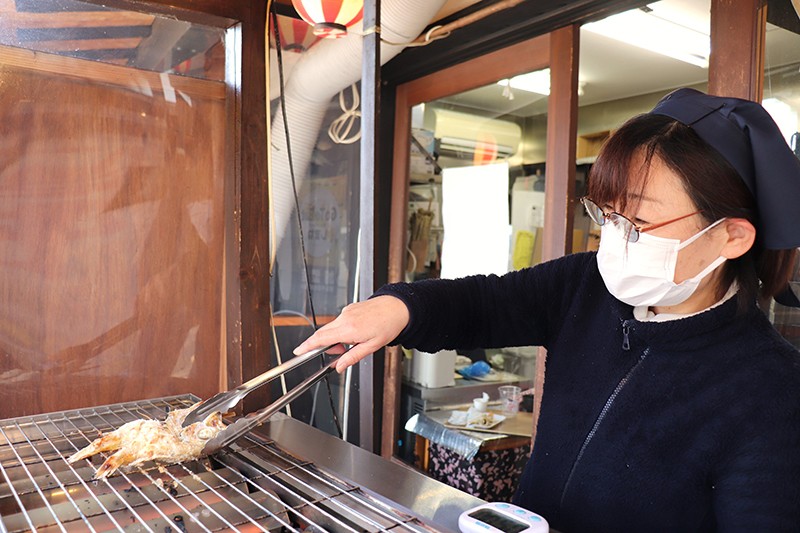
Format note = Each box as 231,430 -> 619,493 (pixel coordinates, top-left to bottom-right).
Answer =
0,0 -> 236,417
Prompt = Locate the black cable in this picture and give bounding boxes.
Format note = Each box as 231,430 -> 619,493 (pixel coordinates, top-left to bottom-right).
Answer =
271,9 -> 343,439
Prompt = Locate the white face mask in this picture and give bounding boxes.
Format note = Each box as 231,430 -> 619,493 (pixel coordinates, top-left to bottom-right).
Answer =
597,218 -> 727,307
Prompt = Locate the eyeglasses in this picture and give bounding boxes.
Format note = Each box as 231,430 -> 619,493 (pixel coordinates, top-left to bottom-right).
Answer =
580,197 -> 701,243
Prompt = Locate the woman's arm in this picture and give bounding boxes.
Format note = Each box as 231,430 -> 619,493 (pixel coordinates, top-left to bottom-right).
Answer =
293,295 -> 410,372
294,253 -> 594,373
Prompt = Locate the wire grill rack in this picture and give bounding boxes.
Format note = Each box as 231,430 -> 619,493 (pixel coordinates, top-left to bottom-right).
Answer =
0,395 -> 438,532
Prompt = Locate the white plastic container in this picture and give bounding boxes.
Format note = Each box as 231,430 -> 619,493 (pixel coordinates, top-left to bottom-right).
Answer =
472,395 -> 488,412
410,349 -> 457,388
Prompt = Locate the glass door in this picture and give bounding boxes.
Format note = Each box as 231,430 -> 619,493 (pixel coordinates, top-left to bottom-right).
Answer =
407,71 -> 550,283
386,34 -> 564,461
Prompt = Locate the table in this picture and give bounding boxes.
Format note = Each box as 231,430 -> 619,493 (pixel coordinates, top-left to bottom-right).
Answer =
407,409 -> 533,501
399,374 -> 532,462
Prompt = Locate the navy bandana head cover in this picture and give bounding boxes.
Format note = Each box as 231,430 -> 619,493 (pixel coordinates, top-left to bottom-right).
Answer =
650,87 -> 800,250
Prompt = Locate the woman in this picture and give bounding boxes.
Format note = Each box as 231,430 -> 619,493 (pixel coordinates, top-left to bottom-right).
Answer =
295,88 -> 800,531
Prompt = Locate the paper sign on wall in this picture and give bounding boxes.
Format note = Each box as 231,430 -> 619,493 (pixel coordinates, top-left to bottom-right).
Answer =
440,163 -> 510,280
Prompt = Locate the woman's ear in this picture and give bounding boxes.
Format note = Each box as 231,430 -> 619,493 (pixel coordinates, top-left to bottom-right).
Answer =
720,218 -> 756,259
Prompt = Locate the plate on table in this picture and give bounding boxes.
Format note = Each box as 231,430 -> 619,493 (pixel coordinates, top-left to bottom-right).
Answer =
446,410 -> 506,430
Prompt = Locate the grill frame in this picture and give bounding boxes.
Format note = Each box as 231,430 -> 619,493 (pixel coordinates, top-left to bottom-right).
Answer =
0,394 -> 479,532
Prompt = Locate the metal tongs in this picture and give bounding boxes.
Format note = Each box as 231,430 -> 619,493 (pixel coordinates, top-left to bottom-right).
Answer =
181,344 -> 349,455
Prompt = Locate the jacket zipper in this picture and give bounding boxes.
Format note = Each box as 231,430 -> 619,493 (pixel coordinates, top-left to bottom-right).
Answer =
559,321 -> 648,506
622,322 -> 631,351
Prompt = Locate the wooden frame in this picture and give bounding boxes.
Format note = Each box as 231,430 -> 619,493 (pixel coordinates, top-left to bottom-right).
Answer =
381,32 -> 587,458
531,24 -> 581,446
708,0 -> 766,101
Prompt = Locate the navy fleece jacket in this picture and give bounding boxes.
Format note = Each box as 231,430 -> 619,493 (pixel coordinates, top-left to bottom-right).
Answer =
375,252 -> 800,532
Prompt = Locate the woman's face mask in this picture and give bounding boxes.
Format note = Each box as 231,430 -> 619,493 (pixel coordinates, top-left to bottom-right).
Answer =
597,218 -> 727,307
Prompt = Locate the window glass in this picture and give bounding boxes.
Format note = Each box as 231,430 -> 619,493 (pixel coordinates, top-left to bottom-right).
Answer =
0,0 -> 225,80
764,1 -> 800,349
268,13 -> 361,440
409,72 -> 548,281
578,0 -> 711,250
0,0 -> 230,417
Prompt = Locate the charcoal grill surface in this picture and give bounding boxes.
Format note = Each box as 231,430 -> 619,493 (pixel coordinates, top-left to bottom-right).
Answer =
0,395 -> 465,532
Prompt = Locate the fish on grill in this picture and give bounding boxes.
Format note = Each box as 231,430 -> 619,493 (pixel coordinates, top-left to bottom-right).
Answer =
67,404 -> 225,479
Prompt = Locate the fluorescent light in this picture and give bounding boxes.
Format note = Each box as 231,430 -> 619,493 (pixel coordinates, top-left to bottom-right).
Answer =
583,7 -> 709,68
496,69 -> 586,98
498,69 -> 551,96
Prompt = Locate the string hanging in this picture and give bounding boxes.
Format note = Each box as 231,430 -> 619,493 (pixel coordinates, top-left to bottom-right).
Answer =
328,83 -> 362,144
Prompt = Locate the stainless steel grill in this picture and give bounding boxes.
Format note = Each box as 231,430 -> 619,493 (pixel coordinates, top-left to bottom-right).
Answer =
0,395 -> 476,532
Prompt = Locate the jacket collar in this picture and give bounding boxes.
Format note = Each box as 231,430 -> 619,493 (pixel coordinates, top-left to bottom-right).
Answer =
611,294 -> 764,353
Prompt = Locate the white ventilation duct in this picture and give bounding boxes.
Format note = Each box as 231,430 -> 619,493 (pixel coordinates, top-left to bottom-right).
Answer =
268,47 -> 302,99
271,0 -> 449,299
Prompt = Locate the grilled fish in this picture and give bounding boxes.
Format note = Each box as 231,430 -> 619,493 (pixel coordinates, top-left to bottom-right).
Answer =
67,404 -> 225,479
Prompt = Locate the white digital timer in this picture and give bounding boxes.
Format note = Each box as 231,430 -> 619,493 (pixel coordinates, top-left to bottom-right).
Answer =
458,502 -> 549,533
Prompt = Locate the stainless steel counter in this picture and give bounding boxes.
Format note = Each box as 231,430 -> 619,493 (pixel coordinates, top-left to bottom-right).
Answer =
403,375 -> 532,407
256,413 -> 486,532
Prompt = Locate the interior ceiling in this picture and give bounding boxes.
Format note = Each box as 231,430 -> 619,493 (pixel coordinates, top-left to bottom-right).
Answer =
436,0 -> 800,117
2,0 -> 798,112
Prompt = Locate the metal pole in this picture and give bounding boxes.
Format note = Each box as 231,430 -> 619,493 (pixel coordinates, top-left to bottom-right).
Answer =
358,0 -> 380,452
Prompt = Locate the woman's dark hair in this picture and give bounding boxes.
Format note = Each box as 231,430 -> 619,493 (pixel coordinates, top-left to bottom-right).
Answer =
587,113 -> 798,309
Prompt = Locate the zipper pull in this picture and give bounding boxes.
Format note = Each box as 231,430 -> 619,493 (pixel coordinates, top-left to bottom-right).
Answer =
622,322 -> 630,351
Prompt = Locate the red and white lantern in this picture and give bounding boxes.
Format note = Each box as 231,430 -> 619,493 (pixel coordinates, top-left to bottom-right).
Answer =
271,16 -> 321,53
290,0 -> 364,38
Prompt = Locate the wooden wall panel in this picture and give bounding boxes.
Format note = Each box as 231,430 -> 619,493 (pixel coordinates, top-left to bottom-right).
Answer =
0,51 -> 227,417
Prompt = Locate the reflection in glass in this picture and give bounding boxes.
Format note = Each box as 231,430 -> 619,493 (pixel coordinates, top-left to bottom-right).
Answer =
0,0 -> 225,80
408,72 -> 548,283
268,13 -> 361,439
0,2 -> 229,417
764,3 -> 800,348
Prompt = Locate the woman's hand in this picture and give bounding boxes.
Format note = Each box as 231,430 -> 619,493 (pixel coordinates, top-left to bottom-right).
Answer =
293,295 -> 410,372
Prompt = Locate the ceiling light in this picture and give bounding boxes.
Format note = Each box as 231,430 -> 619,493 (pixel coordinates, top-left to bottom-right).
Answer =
499,69 -> 551,95
583,7 -> 709,68
496,69 -> 586,97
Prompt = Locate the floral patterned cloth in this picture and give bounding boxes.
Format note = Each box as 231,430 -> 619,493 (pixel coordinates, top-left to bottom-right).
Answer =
427,441 -> 531,501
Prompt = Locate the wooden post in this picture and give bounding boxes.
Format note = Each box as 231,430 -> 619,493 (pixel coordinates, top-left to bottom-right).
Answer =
542,24 -> 579,262
708,0 -> 766,101
534,24 -> 580,446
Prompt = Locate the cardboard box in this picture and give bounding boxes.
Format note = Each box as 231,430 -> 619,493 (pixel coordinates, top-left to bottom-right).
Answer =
576,130 -> 611,160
